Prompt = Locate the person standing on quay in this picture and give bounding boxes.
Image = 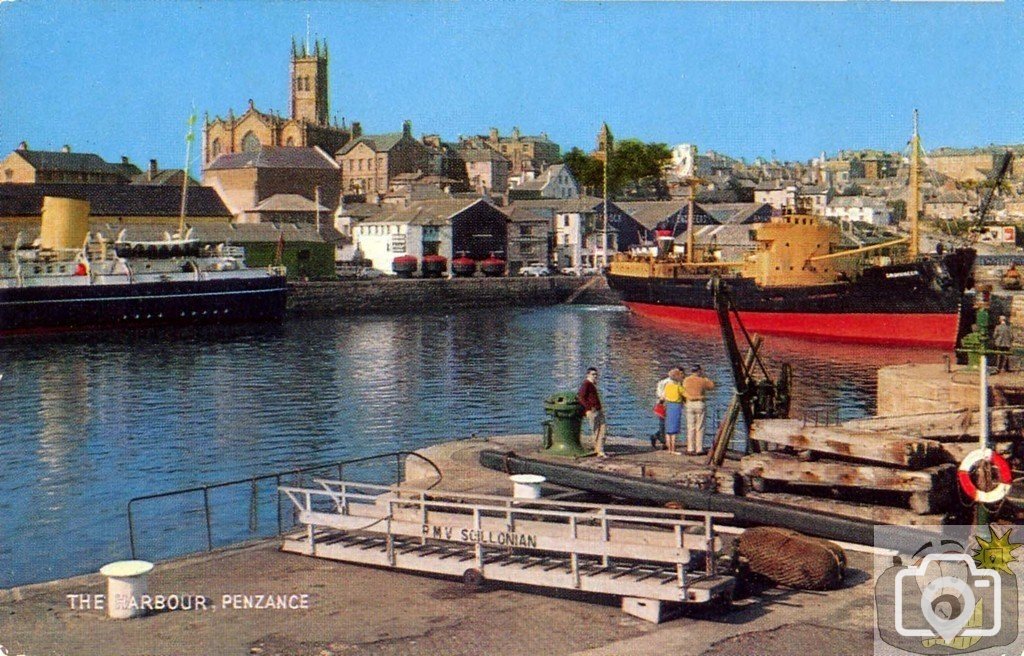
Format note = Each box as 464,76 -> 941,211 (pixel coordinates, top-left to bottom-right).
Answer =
578,367 -> 607,458
683,365 -> 715,455
994,315 -> 1014,372
651,367 -> 679,449
662,368 -> 685,455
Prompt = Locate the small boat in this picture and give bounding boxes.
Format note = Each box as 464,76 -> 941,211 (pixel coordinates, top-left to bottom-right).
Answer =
451,253 -> 477,278
392,255 -> 418,278
421,255 -> 447,279
479,253 -> 506,277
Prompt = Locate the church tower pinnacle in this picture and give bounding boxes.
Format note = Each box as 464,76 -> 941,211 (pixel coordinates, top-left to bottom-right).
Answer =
290,37 -> 329,126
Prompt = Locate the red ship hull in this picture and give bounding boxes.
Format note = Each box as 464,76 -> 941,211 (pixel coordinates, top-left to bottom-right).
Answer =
624,301 -> 960,348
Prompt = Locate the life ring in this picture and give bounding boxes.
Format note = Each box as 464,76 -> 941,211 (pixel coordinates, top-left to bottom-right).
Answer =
957,448 -> 1013,504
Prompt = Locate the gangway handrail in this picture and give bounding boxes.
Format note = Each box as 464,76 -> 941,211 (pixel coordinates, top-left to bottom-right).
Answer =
127,450 -> 441,559
313,478 -> 734,520
282,485 -> 722,531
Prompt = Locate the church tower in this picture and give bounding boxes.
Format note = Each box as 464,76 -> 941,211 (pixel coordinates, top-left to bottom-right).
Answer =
291,37 -> 329,126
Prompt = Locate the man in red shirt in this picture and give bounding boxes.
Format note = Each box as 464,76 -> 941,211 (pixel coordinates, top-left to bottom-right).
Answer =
578,367 -> 607,458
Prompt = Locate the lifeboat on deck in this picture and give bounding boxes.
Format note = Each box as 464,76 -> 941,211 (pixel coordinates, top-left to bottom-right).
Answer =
392,255 -> 418,278
421,255 -> 448,279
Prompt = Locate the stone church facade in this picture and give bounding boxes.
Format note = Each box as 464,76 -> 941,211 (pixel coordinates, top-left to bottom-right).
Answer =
202,39 -> 358,167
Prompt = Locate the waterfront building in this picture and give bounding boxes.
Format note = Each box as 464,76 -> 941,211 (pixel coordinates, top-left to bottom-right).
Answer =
336,121 -> 432,199
503,204 -> 551,272
1,143 -> 139,184
353,198 -> 508,273
202,146 -> 341,223
512,196 -> 646,268
203,40 -> 356,167
508,164 -> 580,201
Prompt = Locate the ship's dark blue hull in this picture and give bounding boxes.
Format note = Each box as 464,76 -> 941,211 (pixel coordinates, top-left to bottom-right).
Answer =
0,275 -> 288,335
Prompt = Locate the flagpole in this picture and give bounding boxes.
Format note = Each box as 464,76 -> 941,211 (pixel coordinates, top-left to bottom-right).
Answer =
602,125 -> 609,268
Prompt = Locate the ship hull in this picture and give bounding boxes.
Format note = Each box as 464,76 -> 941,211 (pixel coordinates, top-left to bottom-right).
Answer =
607,256 -> 971,348
0,275 -> 288,335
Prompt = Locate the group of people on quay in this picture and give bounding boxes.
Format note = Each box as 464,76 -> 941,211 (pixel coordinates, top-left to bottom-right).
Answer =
575,365 -> 715,458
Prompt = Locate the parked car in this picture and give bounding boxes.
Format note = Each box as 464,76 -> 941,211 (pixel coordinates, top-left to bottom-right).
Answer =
519,264 -> 552,277
356,267 -> 386,279
561,266 -> 601,276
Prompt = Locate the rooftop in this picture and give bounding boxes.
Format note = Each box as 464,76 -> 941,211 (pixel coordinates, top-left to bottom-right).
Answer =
206,147 -> 338,171
0,182 -> 232,218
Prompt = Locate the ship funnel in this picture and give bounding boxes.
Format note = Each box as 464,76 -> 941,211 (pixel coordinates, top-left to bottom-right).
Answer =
655,228 -> 674,258
40,196 -> 90,252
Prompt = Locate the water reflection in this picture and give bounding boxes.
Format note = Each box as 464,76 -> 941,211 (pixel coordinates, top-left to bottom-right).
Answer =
0,307 -> 947,587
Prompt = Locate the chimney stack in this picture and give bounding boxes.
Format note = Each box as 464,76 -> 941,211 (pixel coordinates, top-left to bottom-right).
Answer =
61,144 -> 71,153
149,159 -> 158,181
402,120 -> 412,138
17,141 -> 28,151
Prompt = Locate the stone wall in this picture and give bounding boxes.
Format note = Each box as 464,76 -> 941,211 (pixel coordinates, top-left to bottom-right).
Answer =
288,275 -> 621,316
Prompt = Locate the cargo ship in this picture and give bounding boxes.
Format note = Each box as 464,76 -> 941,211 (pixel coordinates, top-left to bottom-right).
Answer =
606,117 -> 976,348
0,196 -> 288,335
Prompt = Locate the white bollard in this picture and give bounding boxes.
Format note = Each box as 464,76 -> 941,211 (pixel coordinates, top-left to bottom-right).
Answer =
99,560 -> 154,619
510,474 -> 546,499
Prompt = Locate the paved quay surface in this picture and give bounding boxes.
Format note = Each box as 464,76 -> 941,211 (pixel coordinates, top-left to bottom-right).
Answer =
1,435 -> 877,656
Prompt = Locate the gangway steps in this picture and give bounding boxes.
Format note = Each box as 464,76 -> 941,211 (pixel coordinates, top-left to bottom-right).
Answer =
284,527 -> 728,590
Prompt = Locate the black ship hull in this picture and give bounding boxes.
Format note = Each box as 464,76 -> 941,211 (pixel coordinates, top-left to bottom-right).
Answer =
0,275 -> 288,335
606,251 -> 975,348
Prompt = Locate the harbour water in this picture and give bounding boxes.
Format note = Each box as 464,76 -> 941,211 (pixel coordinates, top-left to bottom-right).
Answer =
0,306 -> 946,588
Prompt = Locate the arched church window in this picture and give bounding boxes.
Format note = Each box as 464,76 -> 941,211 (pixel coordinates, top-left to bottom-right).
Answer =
241,131 -> 261,153
211,138 -> 221,158
285,137 -> 295,147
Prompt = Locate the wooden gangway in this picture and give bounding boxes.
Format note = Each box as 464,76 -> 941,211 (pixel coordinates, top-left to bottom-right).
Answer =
279,480 -> 736,622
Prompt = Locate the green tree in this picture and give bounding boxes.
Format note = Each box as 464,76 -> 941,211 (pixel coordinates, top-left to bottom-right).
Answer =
561,147 -> 604,195
561,139 -> 672,199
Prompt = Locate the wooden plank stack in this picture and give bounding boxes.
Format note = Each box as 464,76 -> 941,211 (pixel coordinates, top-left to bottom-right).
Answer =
740,408 -> 1024,515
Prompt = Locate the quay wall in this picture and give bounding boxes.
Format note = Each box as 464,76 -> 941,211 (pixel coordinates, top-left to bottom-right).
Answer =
287,275 -> 621,316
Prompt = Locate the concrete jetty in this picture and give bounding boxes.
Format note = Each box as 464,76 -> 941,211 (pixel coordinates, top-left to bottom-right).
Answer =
0,434 -> 876,656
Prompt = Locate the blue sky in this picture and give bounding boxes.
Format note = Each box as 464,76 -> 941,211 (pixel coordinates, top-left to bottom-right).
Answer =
1,0 -> 1021,174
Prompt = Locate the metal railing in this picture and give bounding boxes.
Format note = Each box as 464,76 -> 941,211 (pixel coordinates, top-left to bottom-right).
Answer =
126,451 -> 441,560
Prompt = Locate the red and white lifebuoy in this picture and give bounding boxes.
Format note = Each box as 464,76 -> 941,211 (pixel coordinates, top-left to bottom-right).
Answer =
957,448 -> 1013,504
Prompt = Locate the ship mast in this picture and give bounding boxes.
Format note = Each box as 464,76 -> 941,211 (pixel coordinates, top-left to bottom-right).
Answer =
908,109 -> 920,259
178,112 -> 197,239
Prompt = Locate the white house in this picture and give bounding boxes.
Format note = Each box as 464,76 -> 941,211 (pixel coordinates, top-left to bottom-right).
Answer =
824,196 -> 893,227
508,164 -> 580,200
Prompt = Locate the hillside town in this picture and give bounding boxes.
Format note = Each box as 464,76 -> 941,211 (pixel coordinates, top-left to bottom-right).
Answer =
3,38 -> 1023,280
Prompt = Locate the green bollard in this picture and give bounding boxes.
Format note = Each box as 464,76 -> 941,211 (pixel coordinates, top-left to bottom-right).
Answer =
540,391 -> 589,457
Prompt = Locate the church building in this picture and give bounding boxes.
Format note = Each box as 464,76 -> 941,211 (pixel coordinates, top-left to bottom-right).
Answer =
202,39 -> 358,167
